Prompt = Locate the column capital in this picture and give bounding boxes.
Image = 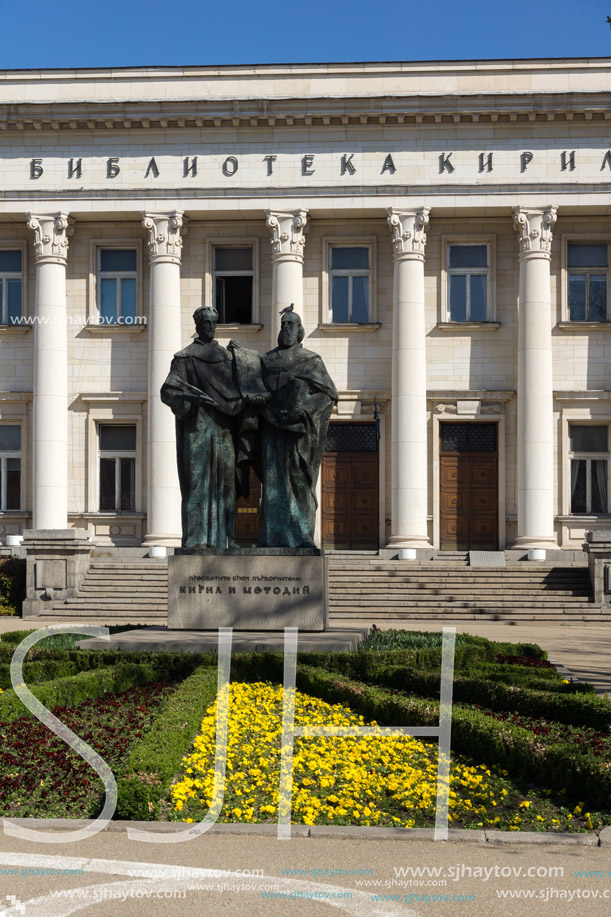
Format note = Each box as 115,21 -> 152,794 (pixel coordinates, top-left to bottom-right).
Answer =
142,211 -> 187,265
513,206 -> 557,258
387,208 -> 430,260
27,213 -> 74,265
266,210 -> 308,262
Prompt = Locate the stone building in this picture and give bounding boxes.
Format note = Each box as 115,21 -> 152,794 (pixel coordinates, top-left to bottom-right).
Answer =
1,57 -> 611,556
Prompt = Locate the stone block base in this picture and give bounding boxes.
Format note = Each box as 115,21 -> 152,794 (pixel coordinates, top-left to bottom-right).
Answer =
78,626 -> 368,654
168,553 -> 328,631
21,529 -> 92,618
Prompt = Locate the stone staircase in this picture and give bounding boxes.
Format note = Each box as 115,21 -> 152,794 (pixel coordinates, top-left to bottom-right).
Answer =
36,554 -> 609,624
327,558 -> 605,622
40,560 -> 168,623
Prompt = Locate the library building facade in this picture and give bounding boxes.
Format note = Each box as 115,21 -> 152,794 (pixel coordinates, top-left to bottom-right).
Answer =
1,57 -> 611,555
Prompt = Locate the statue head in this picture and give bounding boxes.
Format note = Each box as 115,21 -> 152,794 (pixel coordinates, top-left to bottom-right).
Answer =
193,306 -> 218,343
278,311 -> 304,350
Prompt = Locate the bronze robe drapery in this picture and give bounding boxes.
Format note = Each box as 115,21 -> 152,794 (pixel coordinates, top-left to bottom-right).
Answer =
256,345 -> 338,549
161,339 -> 244,552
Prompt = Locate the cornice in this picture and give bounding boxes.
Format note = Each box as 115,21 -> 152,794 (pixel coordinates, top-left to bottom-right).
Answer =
2,92 -> 611,133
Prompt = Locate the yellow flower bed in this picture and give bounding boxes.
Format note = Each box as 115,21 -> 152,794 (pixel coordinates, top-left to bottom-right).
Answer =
170,682 -> 504,828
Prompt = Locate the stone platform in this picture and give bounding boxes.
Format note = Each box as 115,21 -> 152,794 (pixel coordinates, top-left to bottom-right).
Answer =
77,626 -> 369,654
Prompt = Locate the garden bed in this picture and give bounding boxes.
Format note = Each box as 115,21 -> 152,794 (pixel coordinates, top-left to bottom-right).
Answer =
0,626 -> 609,833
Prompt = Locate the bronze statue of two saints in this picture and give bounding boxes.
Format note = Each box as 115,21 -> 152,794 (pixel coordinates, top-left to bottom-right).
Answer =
161,306 -> 338,554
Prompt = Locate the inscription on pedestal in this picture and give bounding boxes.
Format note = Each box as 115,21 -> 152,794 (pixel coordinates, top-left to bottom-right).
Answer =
167,554 -> 328,631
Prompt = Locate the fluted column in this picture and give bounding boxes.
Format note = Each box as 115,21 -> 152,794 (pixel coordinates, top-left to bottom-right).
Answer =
142,211 -> 186,547
387,208 -> 431,548
27,212 -> 73,530
513,205 -> 558,549
266,210 -> 308,346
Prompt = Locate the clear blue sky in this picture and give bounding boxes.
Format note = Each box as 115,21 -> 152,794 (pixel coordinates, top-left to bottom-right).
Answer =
3,0 -> 610,69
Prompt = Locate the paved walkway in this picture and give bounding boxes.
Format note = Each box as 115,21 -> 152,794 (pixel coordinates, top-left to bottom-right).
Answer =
0,828 -> 610,917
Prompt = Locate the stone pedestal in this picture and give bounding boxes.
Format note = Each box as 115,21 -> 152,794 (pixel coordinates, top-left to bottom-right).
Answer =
21,529 -> 92,617
168,553 -> 328,631
583,529 -> 611,608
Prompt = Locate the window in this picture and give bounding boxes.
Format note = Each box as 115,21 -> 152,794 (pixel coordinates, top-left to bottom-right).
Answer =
0,251 -> 23,326
0,425 -> 21,511
98,425 -> 136,512
569,425 -> 608,514
447,244 -> 489,321
567,243 -> 608,322
97,249 -> 137,324
213,246 -> 253,324
329,246 -> 371,322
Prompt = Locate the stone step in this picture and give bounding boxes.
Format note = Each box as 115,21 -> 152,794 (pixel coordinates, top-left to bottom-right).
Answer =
329,564 -> 588,579
43,603 -> 166,612
327,562 -> 589,571
330,617 -> 608,623
329,582 -> 591,591
81,580 -> 167,592
329,596 -> 593,608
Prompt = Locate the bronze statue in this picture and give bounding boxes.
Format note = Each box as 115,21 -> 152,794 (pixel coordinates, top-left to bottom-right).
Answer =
254,310 -> 338,549
163,306 -> 336,553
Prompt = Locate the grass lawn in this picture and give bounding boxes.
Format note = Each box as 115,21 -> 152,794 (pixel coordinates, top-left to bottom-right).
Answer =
0,626 -> 610,833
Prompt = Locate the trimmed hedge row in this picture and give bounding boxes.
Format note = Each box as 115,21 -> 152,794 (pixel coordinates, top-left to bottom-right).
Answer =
358,665 -> 611,730
0,660 -> 85,690
0,662 -> 158,722
116,665 -> 219,821
285,664 -> 611,809
0,644 -> 213,679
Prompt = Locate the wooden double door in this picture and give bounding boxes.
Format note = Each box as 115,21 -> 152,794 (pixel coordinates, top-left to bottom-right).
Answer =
235,423 -> 380,550
440,422 -> 499,551
321,423 -> 379,550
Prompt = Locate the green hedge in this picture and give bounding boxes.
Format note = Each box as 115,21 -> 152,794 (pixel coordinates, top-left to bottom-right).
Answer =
0,641 -> 213,679
450,676 -> 610,728
0,662 -> 158,721
116,665 -> 219,821
0,660 -> 86,689
321,663 -> 608,729
285,664 -> 611,809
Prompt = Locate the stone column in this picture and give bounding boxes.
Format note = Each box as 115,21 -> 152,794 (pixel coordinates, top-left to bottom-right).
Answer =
513,205 -> 558,549
386,208 -> 431,549
142,211 -> 186,547
266,210 -> 308,346
27,212 -> 73,530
